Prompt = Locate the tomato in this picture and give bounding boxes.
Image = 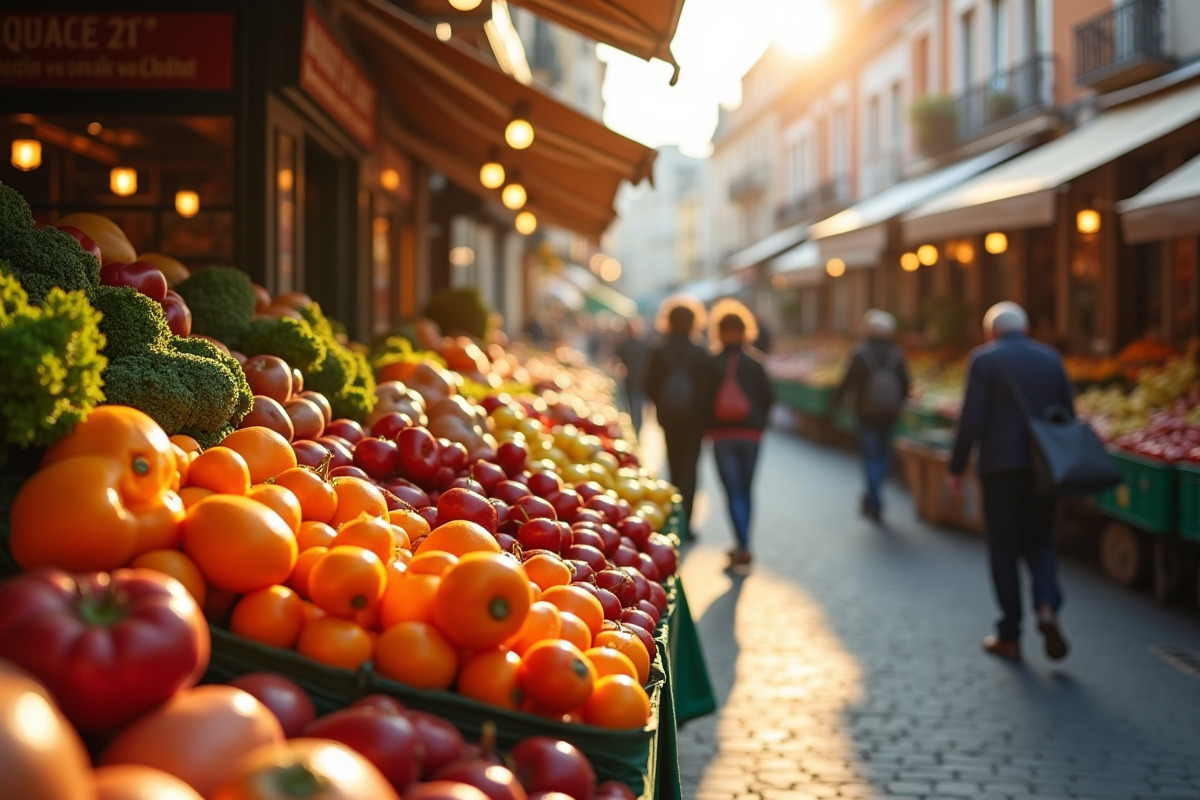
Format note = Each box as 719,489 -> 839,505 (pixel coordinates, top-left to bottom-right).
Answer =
307,546 -> 387,618
93,764 -> 204,800
211,738 -> 400,800
0,568 -> 209,732
228,673 -> 316,738
432,552 -> 532,650
0,660 -> 93,800
456,648 -> 524,710
516,640 -> 596,715
101,685 -> 284,798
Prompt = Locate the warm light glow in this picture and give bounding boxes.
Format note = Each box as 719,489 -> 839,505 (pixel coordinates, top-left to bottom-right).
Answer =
435,23 -> 452,41
87,122 -> 103,136
589,253 -> 608,272
277,169 -> 294,192
917,244 -> 938,266
900,252 -> 920,271
381,169 -> 400,191
599,257 -> 622,282
175,190 -> 199,218
771,273 -> 788,290
775,3 -> 836,58
479,161 -> 506,189
10,139 -> 40,171
449,246 -> 475,266
955,242 -> 975,263
373,216 -> 390,235
448,0 -> 482,9
1077,208 -> 1101,235
501,183 -> 527,210
825,258 -> 846,277
515,210 -> 538,235
110,167 -> 137,197
984,232 -> 1008,254
505,116 -> 534,150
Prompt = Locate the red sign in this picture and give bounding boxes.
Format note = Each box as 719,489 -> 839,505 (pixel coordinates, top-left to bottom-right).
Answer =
300,6 -> 377,150
0,12 -> 234,90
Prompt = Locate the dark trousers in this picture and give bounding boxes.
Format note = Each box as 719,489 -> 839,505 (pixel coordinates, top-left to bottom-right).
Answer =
712,437 -> 760,549
662,423 -> 702,533
981,470 -> 1063,641
624,385 -> 645,436
857,424 -> 894,512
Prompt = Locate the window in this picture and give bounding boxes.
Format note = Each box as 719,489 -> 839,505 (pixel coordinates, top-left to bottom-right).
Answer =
833,105 -> 849,189
913,35 -> 929,97
989,0 -> 1009,78
1024,0 -> 1048,57
867,95 -> 881,160
961,8 -> 977,88
889,82 -> 903,156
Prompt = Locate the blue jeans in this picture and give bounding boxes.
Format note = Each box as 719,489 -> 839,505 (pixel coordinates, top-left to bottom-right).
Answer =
713,438 -> 761,550
857,425 -> 894,512
981,470 -> 1063,640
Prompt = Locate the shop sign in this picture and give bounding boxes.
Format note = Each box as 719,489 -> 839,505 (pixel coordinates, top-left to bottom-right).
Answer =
300,6 -> 377,150
0,12 -> 234,90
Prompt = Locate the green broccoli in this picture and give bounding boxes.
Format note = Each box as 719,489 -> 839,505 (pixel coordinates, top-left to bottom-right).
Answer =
234,316 -> 327,375
174,266 -> 257,345
91,285 -> 172,360
298,302 -> 337,342
0,269 -> 107,451
0,180 -> 35,241
172,335 -> 254,423
423,286 -> 491,340
0,225 -> 101,306
306,340 -> 376,421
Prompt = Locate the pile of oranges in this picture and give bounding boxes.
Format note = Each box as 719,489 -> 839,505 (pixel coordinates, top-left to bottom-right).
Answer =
162,425 -> 653,730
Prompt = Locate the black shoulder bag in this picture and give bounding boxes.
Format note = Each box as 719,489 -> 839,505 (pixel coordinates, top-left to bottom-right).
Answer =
998,357 -> 1121,496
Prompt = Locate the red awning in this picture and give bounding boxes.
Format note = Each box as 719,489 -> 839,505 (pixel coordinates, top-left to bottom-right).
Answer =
336,0 -> 656,238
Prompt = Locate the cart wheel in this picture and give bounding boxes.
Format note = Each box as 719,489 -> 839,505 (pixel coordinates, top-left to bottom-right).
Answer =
1151,537 -> 1182,604
1100,522 -> 1144,586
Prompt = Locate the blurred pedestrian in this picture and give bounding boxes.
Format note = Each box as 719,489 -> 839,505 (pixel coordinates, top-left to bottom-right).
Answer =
646,296 -> 709,540
831,310 -> 910,523
704,299 -> 774,568
946,301 -> 1073,662
614,316 -> 651,436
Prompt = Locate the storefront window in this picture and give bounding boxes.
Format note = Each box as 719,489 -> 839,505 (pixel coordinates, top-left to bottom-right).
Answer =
276,133 -> 297,293
1068,223 -> 1101,350
1026,227 -> 1056,344
1171,237 -> 1197,343
372,207 -> 395,336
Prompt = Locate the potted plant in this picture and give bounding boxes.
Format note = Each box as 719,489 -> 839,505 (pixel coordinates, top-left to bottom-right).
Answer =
987,91 -> 1018,124
910,96 -> 959,156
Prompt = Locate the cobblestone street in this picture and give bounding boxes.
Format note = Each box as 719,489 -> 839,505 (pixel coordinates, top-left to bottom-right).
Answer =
650,427 -> 1200,800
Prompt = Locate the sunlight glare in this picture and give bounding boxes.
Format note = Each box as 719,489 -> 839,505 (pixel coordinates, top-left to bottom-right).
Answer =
775,2 -> 835,58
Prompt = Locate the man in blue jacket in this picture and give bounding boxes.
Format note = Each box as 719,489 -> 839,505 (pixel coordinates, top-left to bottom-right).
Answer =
947,302 -> 1074,662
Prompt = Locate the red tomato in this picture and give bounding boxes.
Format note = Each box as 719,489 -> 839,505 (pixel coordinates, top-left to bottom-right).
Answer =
211,738 -> 400,800
228,673 -> 316,738
0,659 -> 94,800
0,568 -> 210,731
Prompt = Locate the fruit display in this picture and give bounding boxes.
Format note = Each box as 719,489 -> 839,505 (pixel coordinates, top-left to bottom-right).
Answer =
763,340 -> 850,387
1077,354 -> 1200,445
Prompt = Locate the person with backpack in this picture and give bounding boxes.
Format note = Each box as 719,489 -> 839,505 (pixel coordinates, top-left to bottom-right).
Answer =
703,299 -> 775,569
646,296 -> 710,541
831,309 -> 910,523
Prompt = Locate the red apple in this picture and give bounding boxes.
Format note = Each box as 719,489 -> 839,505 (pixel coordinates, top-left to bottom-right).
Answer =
491,498 -> 511,531
562,544 -> 607,574
299,390 -> 333,424
240,394 -> 295,440
594,569 -> 636,607
434,759 -> 528,800
354,437 -> 401,481
447,477 -> 486,495
574,581 -> 621,621
619,567 -> 651,604
622,623 -> 656,663
396,426 -> 441,483
371,411 -> 415,440
527,471 -> 562,497
438,439 -> 470,472
161,291 -> 192,335
417,506 -> 440,528
574,482 -> 606,502
509,737 -> 595,800
584,494 -> 621,524
647,581 -> 668,614
471,460 -> 509,494
438,487 -> 498,534
595,782 -> 636,800
643,534 -> 678,578
497,532 -> 519,554
292,439 -> 330,469
633,551 -> 661,582
616,515 -> 654,549
496,439 -> 529,476
406,784 -> 491,800
569,508 -> 606,527
402,710 -> 466,778
518,518 -> 564,552
302,706 -> 421,790
491,479 -> 532,505
228,672 -> 315,738
285,396 -> 325,440
316,436 -> 355,470
430,465 -> 457,489
569,527 -> 604,553
351,694 -> 407,715
566,560 -> 595,584
329,465 -> 371,481
637,600 -> 662,626
242,354 -> 293,403
385,479 -> 432,509
620,607 -> 657,632
511,495 -> 557,524
326,418 -> 366,445
544,489 -> 583,520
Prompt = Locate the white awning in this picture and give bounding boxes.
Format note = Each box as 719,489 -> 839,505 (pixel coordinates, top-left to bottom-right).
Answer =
903,79 -> 1200,243
1117,153 -> 1200,243
723,222 -> 808,272
677,274 -> 745,303
768,241 -> 823,288
809,139 -> 1030,266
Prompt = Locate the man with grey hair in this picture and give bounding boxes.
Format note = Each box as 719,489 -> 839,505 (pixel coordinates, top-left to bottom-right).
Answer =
948,301 -> 1075,662
832,309 -> 910,522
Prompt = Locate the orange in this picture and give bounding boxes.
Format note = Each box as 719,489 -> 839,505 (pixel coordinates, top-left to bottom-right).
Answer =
129,549 -> 207,608
505,600 -> 561,655
220,426 -> 297,484
388,508 -> 431,543
373,621 -> 458,690
300,600 -> 326,626
296,520 -> 337,551
557,611 -> 592,651
169,434 -> 202,454
272,467 -> 338,524
432,552 -> 532,650
539,585 -> 604,637
171,444 -> 190,488
179,486 -> 214,510
583,647 -> 638,681
388,524 -> 412,552
187,447 -> 251,495
594,628 -> 651,685
230,585 -> 306,649
296,617 -> 373,671
418,520 -> 501,558
247,483 -> 303,534
582,674 -> 650,729
333,515 -> 398,563
457,649 -> 523,710
328,477 -> 388,528
406,551 -> 458,578
287,546 -> 327,598
379,573 -> 440,628
517,639 -> 596,714
182,495 -> 298,594
307,546 -> 388,619
522,553 -> 572,591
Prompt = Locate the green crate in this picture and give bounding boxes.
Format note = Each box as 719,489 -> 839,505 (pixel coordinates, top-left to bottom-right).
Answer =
1095,449 -> 1178,535
1177,462 -> 1200,543
903,406 -> 955,433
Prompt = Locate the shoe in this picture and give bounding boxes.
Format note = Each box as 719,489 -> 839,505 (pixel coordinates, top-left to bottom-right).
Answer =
683,528 -> 698,542
726,548 -> 752,568
1036,607 -> 1069,661
982,635 -> 1021,662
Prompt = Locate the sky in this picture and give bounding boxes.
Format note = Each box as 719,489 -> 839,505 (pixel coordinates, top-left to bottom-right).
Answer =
598,0 -> 835,158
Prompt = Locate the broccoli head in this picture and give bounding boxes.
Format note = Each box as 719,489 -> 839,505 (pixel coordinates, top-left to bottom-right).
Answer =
0,269 -> 107,450
91,285 -> 172,360
423,286 -> 491,340
0,180 -> 35,241
234,316 -> 327,375
174,266 -> 257,345
298,302 -> 337,342
306,341 -> 376,421
0,225 -> 101,306
172,335 -> 254,422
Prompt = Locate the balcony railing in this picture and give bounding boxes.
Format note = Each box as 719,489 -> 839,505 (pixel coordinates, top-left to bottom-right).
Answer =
1075,0 -> 1171,92
775,176 -> 852,225
728,166 -> 769,201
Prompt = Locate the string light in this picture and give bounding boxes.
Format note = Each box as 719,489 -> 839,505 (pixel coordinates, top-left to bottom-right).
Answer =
110,167 -> 137,197
175,190 -> 199,218
916,244 -> 938,266
10,139 -> 40,171
505,104 -> 534,150
900,252 -> 920,271
501,183 -> 527,210
826,258 -> 846,277
984,232 -> 1008,254
479,160 -> 505,189
515,211 -> 538,234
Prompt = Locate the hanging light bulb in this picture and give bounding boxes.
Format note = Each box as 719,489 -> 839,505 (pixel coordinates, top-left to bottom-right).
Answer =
448,0 -> 483,9
1076,209 -> 1101,234
505,103 -> 534,150
501,182 -> 527,210
916,244 -> 938,266
10,139 -> 41,171
515,210 -> 538,235
479,160 -> 506,189
900,252 -> 920,271
825,258 -> 846,278
984,232 -> 1008,254
381,169 -> 400,191
110,167 -> 138,197
175,190 -> 200,218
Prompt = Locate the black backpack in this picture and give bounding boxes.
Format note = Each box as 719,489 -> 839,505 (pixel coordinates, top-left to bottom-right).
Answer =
657,365 -> 695,417
861,347 -> 904,419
